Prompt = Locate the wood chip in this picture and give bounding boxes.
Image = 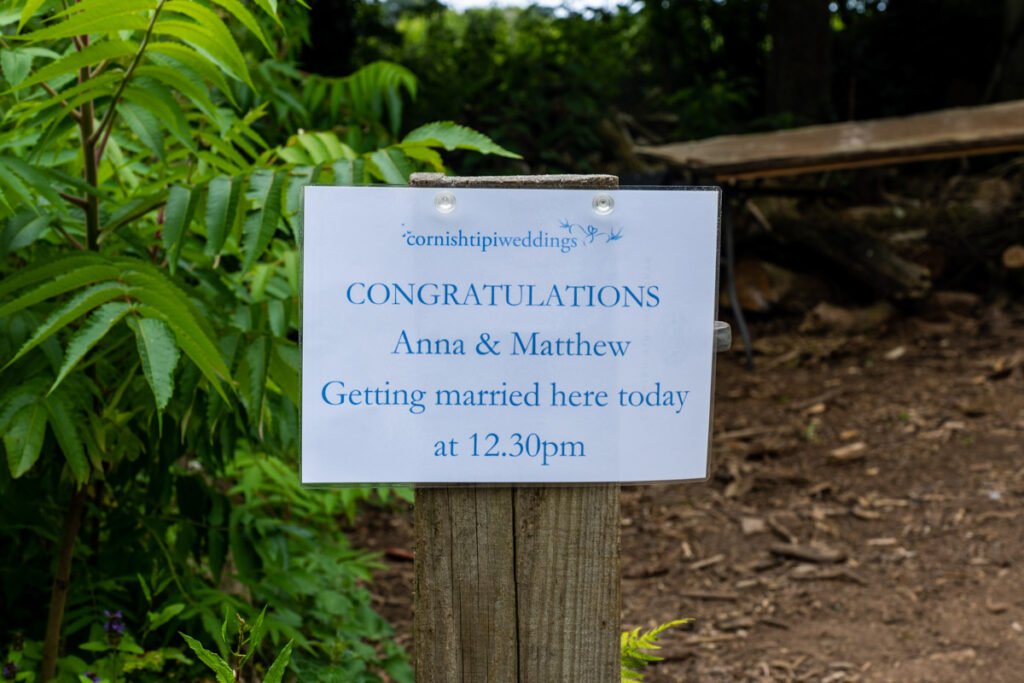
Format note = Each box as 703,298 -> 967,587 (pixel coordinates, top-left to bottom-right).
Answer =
790,565 -> 866,585
690,554 -> 725,570
829,442 -> 867,462
884,345 -> 907,360
985,596 -> 1010,614
717,616 -> 755,632
385,547 -> 415,562
767,516 -> 798,544
741,516 -> 767,535
851,505 -> 881,520
770,542 -> 847,564
759,617 -> 790,630
928,648 -> 976,663
866,537 -> 898,546
716,425 -> 788,441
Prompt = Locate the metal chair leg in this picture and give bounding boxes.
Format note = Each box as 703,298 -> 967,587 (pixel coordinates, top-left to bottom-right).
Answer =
724,198 -> 754,369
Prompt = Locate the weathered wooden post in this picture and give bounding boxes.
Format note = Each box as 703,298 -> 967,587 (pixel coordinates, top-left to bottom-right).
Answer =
411,172 -> 622,682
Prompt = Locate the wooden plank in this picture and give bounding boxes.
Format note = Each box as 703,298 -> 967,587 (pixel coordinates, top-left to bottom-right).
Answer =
637,99 -> 1024,180
410,172 -> 621,683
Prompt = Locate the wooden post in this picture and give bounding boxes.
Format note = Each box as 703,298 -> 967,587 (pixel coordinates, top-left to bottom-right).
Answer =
410,173 -> 621,683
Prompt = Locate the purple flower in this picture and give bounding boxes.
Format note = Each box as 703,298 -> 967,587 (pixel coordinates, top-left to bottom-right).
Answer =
103,609 -> 125,645
2,661 -> 16,680
83,672 -> 101,682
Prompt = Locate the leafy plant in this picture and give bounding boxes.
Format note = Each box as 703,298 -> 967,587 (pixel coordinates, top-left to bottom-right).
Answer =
620,618 -> 692,682
181,607 -> 293,683
0,0 -> 510,680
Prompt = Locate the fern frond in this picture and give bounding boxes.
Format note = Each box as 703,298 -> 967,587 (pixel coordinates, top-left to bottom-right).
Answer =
620,618 -> 692,682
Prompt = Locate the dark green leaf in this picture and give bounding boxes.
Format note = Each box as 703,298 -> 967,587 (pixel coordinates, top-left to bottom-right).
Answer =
180,634 -> 234,683
403,121 -> 521,158
331,158 -> 366,185
14,40 -> 136,91
118,101 -> 165,160
4,281 -> 128,369
263,640 -> 294,683
162,186 -> 198,274
1,49 -> 33,87
1,215 -> 50,254
369,148 -> 413,185
128,316 -> 180,411
4,402 -> 46,478
44,390 -> 88,482
50,301 -> 132,393
204,176 -> 242,256
0,253 -> 109,300
240,170 -> 285,271
19,1 -> 150,42
243,335 -> 268,425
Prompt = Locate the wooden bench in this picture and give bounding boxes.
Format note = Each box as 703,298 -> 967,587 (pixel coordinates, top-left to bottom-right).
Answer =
637,100 -> 1024,182
636,100 -> 1024,367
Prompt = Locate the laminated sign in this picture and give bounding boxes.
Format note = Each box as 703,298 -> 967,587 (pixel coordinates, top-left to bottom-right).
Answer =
301,186 -> 721,484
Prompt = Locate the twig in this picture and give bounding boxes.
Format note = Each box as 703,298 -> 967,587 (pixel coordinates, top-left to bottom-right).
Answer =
59,191 -> 88,209
40,488 -> 88,681
89,0 -> 167,150
53,221 -> 86,250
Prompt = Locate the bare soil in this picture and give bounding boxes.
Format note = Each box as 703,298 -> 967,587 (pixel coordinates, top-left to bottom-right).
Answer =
352,301 -> 1024,683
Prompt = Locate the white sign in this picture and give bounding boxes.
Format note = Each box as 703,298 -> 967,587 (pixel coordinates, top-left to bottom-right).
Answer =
301,186 -> 720,484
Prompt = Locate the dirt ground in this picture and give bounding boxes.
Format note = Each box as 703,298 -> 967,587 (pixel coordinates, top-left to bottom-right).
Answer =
352,299 -> 1024,682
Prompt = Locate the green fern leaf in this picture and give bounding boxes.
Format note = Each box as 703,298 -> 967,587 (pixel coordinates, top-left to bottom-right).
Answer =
243,335 -> 269,424
162,185 -> 198,274
18,1 -> 151,42
118,101 -> 165,160
368,147 -> 413,185
44,389 -> 89,483
14,40 -> 137,91
206,0 -> 273,53
50,301 -> 133,393
620,618 -> 692,682
128,316 -> 180,411
204,175 -> 242,256
153,16 -> 251,87
0,253 -> 110,300
146,41 -> 235,101
403,121 -> 521,158
331,158 -> 367,185
3,281 -> 128,369
240,170 -> 285,271
3,401 -> 47,478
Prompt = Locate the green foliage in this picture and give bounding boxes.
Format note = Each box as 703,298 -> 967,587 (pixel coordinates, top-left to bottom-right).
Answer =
620,618 -> 692,682
181,608 -> 294,683
0,0 -> 504,680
